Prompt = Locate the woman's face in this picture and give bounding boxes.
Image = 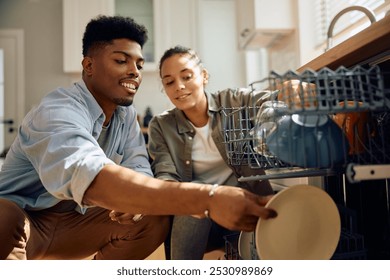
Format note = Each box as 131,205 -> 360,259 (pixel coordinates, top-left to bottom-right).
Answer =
160,53 -> 208,111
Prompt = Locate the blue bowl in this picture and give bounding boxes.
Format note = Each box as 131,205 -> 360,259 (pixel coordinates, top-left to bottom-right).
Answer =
266,114 -> 349,168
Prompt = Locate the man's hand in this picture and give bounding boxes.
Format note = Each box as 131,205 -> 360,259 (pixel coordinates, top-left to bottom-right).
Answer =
205,186 -> 277,232
109,211 -> 144,224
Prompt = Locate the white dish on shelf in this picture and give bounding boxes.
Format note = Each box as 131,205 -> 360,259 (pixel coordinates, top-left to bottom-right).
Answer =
255,184 -> 341,260
238,231 -> 255,260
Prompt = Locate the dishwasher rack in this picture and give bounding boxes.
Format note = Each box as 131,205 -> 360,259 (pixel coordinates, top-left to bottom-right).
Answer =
224,204 -> 367,260
221,65 -> 390,182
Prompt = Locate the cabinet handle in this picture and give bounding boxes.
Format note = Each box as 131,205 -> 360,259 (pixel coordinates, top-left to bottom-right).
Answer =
1,119 -> 13,125
240,28 -> 250,37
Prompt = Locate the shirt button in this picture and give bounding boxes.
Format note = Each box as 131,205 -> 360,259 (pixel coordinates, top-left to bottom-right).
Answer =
185,160 -> 190,165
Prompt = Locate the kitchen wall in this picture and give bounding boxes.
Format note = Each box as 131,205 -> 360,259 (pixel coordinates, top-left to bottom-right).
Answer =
0,0 -> 323,125
0,0 -> 312,188
0,0 -> 249,122
0,0 -> 71,114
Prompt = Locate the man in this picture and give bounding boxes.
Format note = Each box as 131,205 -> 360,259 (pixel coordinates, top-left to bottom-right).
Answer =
0,15 -> 276,260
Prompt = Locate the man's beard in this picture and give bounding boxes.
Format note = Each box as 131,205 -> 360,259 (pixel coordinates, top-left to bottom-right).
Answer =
114,97 -> 134,107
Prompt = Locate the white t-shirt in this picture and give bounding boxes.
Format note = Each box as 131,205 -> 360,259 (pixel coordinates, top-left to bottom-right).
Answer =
190,121 -> 233,184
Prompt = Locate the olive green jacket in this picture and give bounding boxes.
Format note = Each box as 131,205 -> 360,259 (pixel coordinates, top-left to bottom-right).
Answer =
148,88 -> 274,196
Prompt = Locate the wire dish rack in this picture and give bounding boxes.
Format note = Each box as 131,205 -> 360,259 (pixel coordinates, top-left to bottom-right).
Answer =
224,230 -> 366,260
224,205 -> 367,260
221,65 -> 390,182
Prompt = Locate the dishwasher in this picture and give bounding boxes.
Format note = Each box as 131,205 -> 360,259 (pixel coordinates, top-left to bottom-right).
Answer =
221,63 -> 390,260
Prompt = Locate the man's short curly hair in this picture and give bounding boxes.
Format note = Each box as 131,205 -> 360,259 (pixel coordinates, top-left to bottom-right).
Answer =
82,15 -> 148,56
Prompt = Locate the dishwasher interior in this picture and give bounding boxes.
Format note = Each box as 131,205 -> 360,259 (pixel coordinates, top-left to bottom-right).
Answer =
221,61 -> 390,260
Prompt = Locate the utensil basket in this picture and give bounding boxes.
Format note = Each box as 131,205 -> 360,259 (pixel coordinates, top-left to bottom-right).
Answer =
221,65 -> 390,182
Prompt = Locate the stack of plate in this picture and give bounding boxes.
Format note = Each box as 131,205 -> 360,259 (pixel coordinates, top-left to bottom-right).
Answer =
238,185 -> 341,260
238,231 -> 257,260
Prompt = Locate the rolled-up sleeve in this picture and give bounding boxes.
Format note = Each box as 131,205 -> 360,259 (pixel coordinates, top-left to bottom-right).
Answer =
148,116 -> 182,182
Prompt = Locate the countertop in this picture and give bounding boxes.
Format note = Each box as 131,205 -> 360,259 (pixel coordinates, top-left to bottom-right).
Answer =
297,15 -> 390,72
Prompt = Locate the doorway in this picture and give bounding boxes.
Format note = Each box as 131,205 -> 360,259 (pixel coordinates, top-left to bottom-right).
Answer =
0,49 -> 4,153
0,29 -> 25,155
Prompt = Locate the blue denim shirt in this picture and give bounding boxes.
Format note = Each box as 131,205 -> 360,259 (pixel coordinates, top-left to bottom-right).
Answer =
0,80 -> 152,212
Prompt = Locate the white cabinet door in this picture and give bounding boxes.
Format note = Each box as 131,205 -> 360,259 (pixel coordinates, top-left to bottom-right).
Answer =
63,0 -> 114,73
115,0 -> 163,72
235,0 -> 295,49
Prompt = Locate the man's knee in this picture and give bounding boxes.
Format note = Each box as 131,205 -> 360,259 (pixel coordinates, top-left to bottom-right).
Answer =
0,198 -> 29,259
143,215 -> 170,244
96,215 -> 171,260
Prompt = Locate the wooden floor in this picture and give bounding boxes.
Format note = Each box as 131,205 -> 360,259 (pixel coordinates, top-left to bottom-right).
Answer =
146,244 -> 225,260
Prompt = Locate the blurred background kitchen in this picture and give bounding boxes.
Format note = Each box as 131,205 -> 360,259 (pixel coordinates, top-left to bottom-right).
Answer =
0,0 -> 390,259
0,0 -> 388,154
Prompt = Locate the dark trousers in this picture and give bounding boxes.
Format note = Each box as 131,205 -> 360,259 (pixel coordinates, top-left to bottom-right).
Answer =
0,198 -> 169,260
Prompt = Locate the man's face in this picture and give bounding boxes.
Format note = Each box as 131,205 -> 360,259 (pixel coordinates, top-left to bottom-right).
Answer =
83,39 -> 144,112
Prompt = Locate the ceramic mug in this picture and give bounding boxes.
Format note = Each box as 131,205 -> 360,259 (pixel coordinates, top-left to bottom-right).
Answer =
277,79 -> 317,109
332,101 -> 371,155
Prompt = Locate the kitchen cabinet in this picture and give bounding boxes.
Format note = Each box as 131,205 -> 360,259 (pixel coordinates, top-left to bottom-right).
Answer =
235,0 -> 294,49
115,0 -> 164,71
62,0 -> 115,73
62,0 -> 165,73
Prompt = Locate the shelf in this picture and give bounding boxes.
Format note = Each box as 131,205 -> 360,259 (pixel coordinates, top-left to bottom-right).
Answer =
238,168 -> 339,182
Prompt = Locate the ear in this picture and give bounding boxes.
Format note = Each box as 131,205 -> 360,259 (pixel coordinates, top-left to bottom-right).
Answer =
82,57 -> 93,76
202,69 -> 209,85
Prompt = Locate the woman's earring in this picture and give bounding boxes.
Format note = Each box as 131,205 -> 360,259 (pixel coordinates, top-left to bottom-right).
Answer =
203,72 -> 209,84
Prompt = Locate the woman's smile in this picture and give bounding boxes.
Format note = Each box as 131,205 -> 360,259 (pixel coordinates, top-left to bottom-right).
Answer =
176,93 -> 192,100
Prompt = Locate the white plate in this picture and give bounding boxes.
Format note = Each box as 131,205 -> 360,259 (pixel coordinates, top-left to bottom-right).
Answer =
238,231 -> 254,260
256,184 -> 341,260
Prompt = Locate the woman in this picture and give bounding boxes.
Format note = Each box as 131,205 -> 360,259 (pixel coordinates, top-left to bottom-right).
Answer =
148,45 -> 274,260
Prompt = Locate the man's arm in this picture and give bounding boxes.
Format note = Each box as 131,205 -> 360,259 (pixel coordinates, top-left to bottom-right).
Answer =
83,164 -> 276,232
